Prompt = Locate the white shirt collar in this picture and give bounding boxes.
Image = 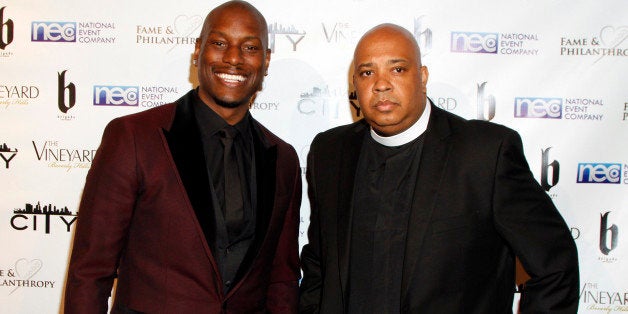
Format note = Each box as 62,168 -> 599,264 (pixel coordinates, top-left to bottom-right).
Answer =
370,97 -> 431,147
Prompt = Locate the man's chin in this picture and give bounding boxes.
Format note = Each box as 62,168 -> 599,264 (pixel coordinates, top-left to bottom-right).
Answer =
214,96 -> 250,109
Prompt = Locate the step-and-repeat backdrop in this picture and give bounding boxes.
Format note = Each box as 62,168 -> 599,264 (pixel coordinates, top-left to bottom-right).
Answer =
1,0 -> 627,312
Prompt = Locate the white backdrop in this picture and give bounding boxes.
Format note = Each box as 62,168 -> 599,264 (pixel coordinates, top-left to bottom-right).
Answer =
1,0 -> 627,313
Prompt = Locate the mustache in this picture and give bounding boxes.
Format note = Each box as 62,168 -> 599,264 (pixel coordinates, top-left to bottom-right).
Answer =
370,96 -> 399,106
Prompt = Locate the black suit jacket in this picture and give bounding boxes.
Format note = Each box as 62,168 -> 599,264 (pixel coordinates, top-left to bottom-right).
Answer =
299,103 -> 579,313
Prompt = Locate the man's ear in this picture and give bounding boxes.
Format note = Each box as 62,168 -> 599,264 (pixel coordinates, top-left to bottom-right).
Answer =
264,48 -> 271,76
192,37 -> 202,66
420,66 -> 429,94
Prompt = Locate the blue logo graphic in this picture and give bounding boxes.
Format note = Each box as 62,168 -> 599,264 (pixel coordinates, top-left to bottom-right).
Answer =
450,31 -> 498,54
31,21 -> 76,42
93,86 -> 139,106
514,97 -> 562,119
577,163 -> 622,184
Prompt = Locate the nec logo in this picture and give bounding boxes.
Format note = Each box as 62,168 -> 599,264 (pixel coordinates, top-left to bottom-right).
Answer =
577,163 -> 621,184
93,86 -> 139,106
451,31 -> 498,54
31,21 -> 76,42
514,97 -> 562,119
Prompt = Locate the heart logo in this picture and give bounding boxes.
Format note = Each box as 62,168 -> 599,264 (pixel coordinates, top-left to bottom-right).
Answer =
15,258 -> 43,280
599,26 -> 628,48
174,15 -> 203,37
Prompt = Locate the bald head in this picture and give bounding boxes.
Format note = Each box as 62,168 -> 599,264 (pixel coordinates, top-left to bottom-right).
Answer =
199,0 -> 269,49
354,23 -> 422,67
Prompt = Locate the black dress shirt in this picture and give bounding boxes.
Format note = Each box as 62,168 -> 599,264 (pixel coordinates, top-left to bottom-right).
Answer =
192,91 -> 256,292
348,133 -> 424,313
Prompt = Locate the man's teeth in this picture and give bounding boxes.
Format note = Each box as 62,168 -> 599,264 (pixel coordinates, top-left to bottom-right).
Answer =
217,73 -> 246,82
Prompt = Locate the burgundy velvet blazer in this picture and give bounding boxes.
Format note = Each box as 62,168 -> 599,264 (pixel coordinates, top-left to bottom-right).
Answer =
65,90 -> 301,313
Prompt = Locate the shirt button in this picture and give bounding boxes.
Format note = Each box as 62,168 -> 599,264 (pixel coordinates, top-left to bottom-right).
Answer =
225,280 -> 232,287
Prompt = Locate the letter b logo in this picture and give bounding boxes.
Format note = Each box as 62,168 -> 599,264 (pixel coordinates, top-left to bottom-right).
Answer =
600,211 -> 618,255
58,70 -> 76,113
477,82 -> 495,121
0,7 -> 14,50
541,147 -> 559,191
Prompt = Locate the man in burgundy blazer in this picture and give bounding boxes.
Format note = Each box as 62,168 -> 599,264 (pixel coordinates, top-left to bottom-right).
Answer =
64,1 -> 301,313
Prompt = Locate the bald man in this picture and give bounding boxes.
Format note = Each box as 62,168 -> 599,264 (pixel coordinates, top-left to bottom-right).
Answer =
64,1 -> 301,313
299,23 -> 579,313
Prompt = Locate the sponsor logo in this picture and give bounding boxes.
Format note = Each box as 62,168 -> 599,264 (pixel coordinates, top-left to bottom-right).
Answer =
299,85 -> 346,119
139,86 -> 179,108
0,6 -> 14,56
10,201 -> 78,234
0,85 -> 40,108
560,26 -> 628,62
564,98 -> 604,120
250,101 -> 279,111
580,283 -> 628,311
514,97 -> 605,121
0,259 -> 56,295
93,86 -> 139,106
451,31 -> 540,55
577,163 -> 622,184
540,147 -> 560,192
0,142 -> 17,169
435,97 -> 458,111
425,82 -> 471,117
322,22 -> 358,44
31,21 -> 76,42
57,70 -> 76,120
268,22 -> 306,52
499,33 -> 540,55
514,97 -> 562,119
476,82 -> 495,121
599,212 -> 618,259
451,31 -> 498,54
32,20 -> 116,44
93,85 -> 180,109
136,14 -> 201,49
413,16 -> 432,57
32,140 -> 96,171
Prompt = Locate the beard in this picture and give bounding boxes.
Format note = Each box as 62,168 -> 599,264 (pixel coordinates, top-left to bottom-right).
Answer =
214,97 -> 247,109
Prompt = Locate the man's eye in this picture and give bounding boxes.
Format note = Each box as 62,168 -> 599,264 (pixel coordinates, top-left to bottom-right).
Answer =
212,41 -> 225,47
244,45 -> 259,51
360,70 -> 373,77
393,67 -> 405,73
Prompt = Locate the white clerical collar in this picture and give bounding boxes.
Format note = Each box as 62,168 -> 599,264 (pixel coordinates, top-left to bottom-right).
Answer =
370,98 -> 431,147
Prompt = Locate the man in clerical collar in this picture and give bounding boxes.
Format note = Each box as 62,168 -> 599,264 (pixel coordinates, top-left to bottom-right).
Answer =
299,23 -> 579,313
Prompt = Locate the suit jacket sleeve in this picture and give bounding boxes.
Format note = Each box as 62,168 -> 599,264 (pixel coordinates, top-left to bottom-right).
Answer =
298,135 -> 322,314
266,144 -> 303,313
492,129 -> 579,313
64,118 -> 139,314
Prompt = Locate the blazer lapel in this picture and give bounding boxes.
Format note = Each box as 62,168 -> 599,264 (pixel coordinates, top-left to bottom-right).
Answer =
230,120 -> 277,289
337,121 -> 368,305
400,104 -> 453,301
161,91 -> 218,268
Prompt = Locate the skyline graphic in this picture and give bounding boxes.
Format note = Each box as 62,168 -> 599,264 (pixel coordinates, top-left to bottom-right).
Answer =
0,142 -> 18,153
13,201 -> 75,216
